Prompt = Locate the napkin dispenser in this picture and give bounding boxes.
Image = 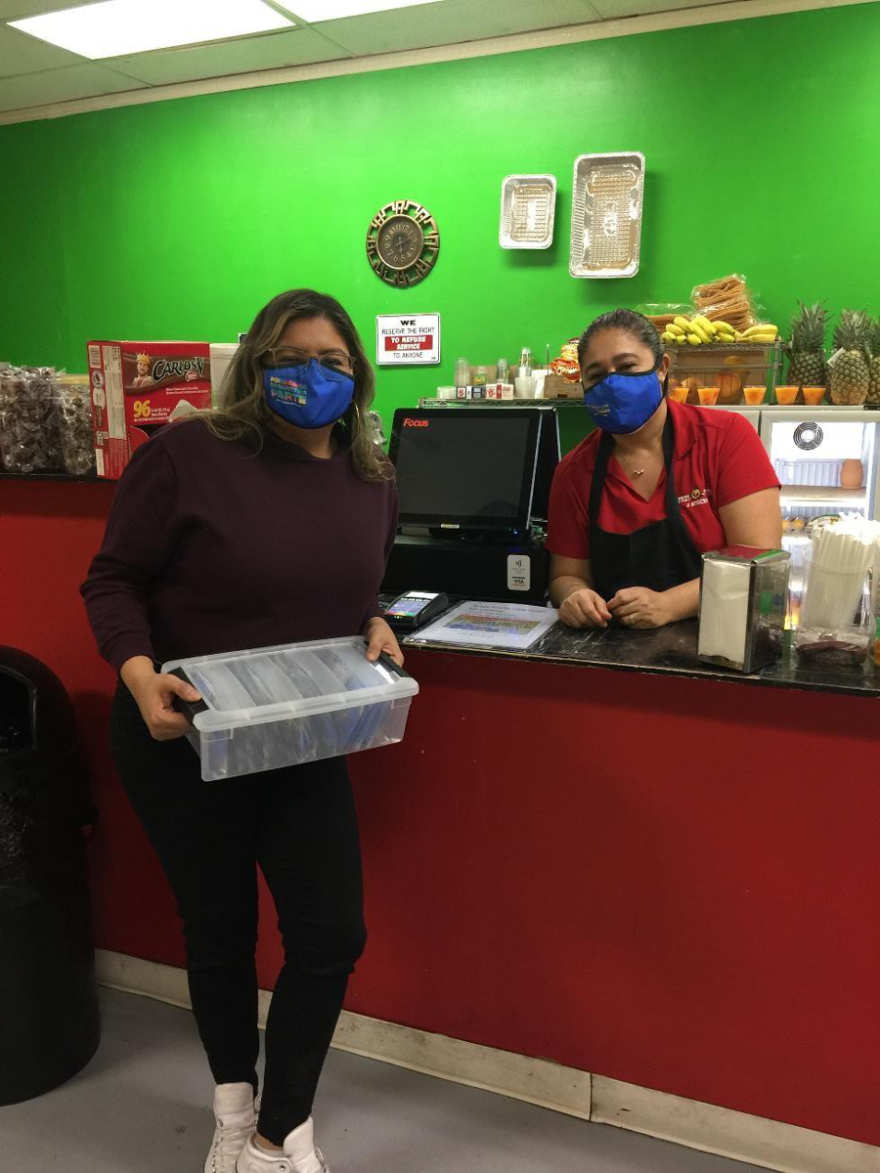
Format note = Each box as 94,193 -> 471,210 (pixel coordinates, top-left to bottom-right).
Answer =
697,546 -> 790,673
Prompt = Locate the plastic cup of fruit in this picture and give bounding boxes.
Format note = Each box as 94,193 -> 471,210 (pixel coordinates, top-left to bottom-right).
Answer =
668,386 -> 689,403
743,386 -> 766,405
775,386 -> 798,405
802,386 -> 826,406
697,386 -> 720,406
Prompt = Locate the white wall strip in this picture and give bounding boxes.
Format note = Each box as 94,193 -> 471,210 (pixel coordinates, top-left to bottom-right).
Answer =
592,1076 -> 880,1173
95,949 -> 880,1173
0,0 -> 875,126
331,1009 -> 592,1120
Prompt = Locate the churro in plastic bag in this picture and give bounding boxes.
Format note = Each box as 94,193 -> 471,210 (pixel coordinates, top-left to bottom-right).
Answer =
691,275 -> 756,332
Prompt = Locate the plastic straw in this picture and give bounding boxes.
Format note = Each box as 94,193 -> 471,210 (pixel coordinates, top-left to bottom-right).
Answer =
801,519 -> 880,631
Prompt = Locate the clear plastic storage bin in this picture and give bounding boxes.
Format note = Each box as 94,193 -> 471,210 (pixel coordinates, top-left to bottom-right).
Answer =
162,637 -> 419,781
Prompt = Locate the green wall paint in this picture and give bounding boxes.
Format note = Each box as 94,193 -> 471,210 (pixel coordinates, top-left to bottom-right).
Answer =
1,3 -> 879,447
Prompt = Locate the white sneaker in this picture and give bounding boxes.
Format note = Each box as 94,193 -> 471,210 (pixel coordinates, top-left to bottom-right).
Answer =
236,1116 -> 329,1173
205,1083 -> 257,1173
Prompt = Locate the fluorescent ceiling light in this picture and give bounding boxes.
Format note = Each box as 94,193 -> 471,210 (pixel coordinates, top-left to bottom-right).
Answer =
9,0 -> 294,60
284,0 -> 442,22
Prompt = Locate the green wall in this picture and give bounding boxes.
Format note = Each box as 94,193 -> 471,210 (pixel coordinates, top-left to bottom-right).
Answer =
1,2 -> 879,443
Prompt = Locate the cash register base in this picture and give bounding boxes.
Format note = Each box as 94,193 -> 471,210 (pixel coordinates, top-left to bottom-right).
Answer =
383,534 -> 548,603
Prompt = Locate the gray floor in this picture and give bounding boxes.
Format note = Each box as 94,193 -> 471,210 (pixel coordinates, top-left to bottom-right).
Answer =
0,988 -> 771,1173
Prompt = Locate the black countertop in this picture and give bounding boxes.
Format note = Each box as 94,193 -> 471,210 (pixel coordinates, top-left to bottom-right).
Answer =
389,600 -> 880,698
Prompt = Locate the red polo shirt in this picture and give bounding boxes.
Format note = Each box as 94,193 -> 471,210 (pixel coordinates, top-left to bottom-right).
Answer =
546,400 -> 779,561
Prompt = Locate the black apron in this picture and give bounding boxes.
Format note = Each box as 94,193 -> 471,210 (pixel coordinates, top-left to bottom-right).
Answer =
588,409 -> 703,602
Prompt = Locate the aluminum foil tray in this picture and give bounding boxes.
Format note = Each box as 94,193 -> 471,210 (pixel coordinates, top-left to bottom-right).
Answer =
569,152 -> 644,278
500,174 -> 556,249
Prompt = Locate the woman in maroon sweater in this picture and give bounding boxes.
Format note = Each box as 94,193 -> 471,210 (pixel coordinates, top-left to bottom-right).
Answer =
82,289 -> 401,1173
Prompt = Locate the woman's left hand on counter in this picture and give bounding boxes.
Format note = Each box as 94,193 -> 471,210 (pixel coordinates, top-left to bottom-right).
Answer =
364,616 -> 404,666
607,587 -> 675,629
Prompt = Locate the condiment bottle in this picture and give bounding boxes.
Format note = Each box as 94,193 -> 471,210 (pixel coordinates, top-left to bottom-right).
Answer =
474,366 -> 487,387
496,358 -> 510,382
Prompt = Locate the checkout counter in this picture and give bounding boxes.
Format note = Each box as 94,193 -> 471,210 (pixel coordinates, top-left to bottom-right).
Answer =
356,403 -> 880,1154
3,414 -> 878,1158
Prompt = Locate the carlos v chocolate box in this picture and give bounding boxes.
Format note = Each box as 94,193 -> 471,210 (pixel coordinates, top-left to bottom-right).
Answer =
88,340 -> 213,478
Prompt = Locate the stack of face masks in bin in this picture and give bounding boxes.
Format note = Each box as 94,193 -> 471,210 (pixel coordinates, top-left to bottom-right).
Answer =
163,637 -> 419,781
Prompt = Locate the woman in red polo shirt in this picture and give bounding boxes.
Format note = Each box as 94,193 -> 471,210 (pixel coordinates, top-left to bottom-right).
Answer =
547,308 -> 781,629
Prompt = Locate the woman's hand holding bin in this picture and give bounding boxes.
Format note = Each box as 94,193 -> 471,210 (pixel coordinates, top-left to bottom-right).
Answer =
120,655 -> 202,741
363,616 -> 404,667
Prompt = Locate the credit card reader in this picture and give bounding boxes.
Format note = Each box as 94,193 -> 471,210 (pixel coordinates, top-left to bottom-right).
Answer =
383,590 -> 449,630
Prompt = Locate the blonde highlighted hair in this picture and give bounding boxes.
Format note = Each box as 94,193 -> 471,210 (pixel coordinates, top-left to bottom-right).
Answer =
204,288 -> 390,482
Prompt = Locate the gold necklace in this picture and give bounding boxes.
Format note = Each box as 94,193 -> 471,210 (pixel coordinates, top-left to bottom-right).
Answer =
617,452 -> 646,477
617,445 -> 661,479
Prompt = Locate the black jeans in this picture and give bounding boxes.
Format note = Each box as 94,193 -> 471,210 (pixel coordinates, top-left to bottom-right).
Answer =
110,683 -> 366,1146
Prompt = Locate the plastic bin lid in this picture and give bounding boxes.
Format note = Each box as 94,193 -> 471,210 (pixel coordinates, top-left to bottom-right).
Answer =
162,636 -> 418,733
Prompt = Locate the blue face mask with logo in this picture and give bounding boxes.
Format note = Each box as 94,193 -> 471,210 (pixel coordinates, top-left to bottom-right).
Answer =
263,358 -> 355,430
583,368 -> 663,434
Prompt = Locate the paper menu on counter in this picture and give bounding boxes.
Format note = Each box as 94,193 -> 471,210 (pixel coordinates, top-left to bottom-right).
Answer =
406,600 -> 558,650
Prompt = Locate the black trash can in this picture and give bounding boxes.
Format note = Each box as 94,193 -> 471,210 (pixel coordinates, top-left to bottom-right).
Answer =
0,647 -> 100,1105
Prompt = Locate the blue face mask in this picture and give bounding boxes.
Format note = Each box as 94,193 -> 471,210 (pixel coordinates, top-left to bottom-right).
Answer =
583,368 -> 663,434
263,358 -> 355,430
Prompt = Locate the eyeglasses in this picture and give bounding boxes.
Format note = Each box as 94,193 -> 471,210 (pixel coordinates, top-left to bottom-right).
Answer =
265,347 -> 355,376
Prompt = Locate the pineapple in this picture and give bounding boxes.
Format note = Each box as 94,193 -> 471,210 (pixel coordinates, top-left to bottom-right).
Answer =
788,301 -> 828,391
867,317 -> 880,406
828,309 -> 870,405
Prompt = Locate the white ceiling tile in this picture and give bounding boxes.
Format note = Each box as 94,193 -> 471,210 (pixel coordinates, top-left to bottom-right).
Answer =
310,0 -> 602,56
589,0 -> 733,16
105,27 -> 350,85
0,22 -> 86,78
0,0 -> 105,17
0,62 -> 147,112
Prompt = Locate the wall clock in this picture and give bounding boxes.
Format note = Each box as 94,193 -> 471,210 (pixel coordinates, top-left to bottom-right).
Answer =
366,200 -> 440,287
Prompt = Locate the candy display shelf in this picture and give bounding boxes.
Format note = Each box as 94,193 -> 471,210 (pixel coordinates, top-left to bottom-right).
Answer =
0,471 -> 100,482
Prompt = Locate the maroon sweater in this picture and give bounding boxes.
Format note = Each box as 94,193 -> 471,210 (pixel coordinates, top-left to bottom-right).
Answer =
82,420 -> 398,672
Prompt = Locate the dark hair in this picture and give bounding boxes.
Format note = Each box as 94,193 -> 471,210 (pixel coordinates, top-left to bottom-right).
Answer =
206,288 -> 389,482
577,308 -> 663,372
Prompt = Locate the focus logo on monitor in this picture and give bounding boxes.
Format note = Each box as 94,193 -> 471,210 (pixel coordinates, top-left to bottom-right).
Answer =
403,418 -> 429,427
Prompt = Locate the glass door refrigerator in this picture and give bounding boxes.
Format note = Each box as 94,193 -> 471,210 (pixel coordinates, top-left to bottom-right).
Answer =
760,406 -> 880,621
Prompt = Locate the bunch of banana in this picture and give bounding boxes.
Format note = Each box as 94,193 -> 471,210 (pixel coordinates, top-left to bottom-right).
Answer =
661,316 -> 736,345
661,318 -> 779,347
733,323 -> 779,344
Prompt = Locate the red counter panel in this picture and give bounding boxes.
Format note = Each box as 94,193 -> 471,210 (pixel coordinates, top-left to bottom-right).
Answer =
348,649 -> 880,1145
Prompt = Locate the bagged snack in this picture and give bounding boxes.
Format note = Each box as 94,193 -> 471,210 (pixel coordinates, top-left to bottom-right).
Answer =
0,367 -> 63,474
54,375 -> 96,476
549,338 -> 581,383
691,274 -> 755,332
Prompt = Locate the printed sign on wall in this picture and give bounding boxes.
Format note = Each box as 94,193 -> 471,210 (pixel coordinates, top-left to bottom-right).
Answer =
376,313 -> 441,366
